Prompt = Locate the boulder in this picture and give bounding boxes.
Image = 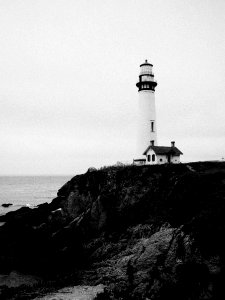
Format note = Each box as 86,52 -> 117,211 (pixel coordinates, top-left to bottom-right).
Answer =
1,203 -> 13,208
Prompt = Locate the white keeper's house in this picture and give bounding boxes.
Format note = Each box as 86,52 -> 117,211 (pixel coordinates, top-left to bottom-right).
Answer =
134,60 -> 183,165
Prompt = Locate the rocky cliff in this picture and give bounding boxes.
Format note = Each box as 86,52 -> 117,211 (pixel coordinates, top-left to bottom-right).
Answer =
1,161 -> 225,299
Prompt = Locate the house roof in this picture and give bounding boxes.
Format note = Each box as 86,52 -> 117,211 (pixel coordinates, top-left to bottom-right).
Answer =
143,146 -> 183,156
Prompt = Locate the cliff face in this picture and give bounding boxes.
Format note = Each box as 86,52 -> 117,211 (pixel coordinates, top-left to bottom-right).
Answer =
1,162 -> 225,299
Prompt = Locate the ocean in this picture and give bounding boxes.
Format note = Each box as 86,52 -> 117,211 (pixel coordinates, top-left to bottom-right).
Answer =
0,175 -> 72,216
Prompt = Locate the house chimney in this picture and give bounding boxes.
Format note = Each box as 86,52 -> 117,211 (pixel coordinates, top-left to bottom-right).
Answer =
150,140 -> 155,146
171,141 -> 175,147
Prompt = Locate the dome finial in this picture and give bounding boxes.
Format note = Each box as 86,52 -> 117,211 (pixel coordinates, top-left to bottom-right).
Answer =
145,59 -> 148,63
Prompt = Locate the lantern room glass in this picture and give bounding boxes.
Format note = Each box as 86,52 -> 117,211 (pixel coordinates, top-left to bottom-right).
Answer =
140,65 -> 153,75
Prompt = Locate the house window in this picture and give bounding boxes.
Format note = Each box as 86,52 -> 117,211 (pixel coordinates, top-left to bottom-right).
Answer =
151,121 -> 154,132
147,155 -> 151,162
152,154 -> 155,162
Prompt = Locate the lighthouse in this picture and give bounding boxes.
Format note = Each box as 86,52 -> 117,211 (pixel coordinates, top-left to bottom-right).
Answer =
136,60 -> 157,156
133,60 -> 183,165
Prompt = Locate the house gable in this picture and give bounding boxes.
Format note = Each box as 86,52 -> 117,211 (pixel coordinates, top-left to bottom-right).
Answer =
144,145 -> 182,165
145,148 -> 157,165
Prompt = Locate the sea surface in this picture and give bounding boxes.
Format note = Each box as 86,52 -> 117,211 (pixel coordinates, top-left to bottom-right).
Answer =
0,176 -> 72,216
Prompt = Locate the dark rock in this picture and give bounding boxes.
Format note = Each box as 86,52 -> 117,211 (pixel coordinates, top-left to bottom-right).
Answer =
1,161 -> 225,300
1,203 -> 13,208
87,167 -> 97,173
0,206 -> 31,222
57,181 -> 72,197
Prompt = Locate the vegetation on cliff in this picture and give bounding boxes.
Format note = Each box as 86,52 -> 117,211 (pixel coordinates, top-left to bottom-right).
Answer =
0,161 -> 225,299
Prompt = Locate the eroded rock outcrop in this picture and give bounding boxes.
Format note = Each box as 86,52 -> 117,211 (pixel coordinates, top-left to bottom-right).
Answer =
1,161 -> 225,299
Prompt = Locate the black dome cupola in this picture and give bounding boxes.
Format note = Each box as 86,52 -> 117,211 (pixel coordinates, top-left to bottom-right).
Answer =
136,59 -> 157,92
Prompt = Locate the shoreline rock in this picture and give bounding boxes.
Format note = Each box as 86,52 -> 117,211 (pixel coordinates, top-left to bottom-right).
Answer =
0,270 -> 41,288
34,284 -> 104,300
0,161 -> 225,299
1,203 -> 13,208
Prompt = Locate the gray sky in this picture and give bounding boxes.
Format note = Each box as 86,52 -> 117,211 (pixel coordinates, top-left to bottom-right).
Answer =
0,0 -> 225,175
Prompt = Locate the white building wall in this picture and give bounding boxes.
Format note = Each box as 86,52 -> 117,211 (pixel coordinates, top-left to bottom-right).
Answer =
170,155 -> 180,164
133,159 -> 146,166
137,90 -> 157,157
145,150 -> 181,165
145,149 -> 157,165
156,155 -> 168,164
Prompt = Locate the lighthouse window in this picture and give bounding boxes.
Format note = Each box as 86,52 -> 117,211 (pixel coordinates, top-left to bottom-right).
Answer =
151,122 -> 154,132
147,155 -> 151,162
152,154 -> 155,162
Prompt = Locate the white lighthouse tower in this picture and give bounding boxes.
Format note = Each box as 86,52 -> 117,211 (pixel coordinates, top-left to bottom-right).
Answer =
134,60 -> 183,166
136,60 -> 157,157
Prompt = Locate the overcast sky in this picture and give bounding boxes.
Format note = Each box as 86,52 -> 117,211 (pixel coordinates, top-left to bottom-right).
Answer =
0,0 -> 225,175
